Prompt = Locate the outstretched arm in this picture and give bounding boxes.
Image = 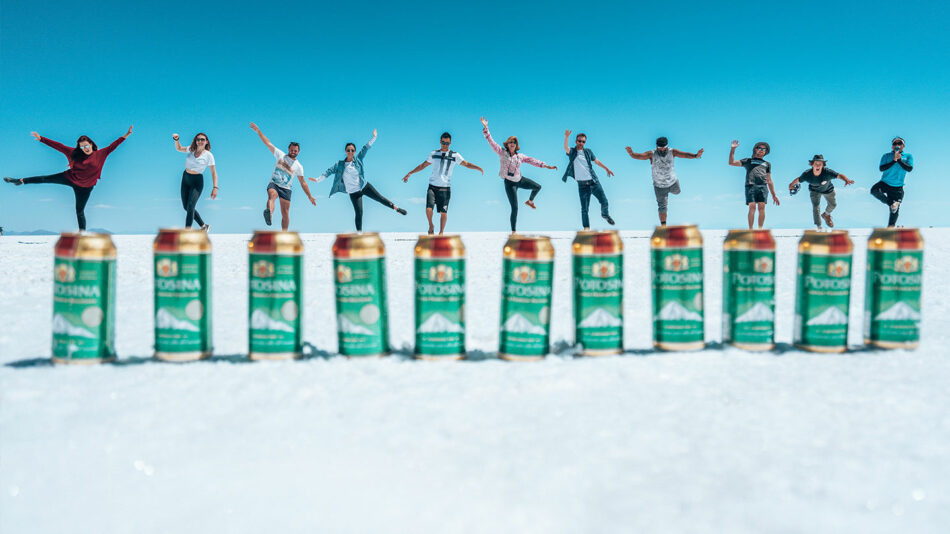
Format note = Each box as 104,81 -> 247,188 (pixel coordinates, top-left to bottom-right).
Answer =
788,177 -> 801,190
837,173 -> 855,186
309,163 -> 339,184
99,125 -> 133,157
625,147 -> 652,160
481,117 -> 503,155
460,161 -> 484,175
728,140 -> 742,167
35,132 -> 73,157
564,130 -> 571,155
522,155 -> 557,170
172,133 -> 188,153
357,129 -> 377,160
403,161 -> 431,182
593,158 -> 614,177
297,174 -> 316,205
673,148 -> 703,159
249,122 -> 276,154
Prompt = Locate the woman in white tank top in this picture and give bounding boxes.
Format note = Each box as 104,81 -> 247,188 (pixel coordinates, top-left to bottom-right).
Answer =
172,132 -> 219,230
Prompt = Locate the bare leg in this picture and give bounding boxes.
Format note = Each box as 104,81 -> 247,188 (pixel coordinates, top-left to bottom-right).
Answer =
267,188 -> 277,214
279,197 -> 291,231
439,213 -> 447,235
426,207 -> 435,235
747,204 -> 756,229
757,203 -> 766,228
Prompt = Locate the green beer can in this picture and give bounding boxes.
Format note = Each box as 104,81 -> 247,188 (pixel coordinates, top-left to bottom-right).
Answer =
572,230 -> 623,356
651,225 -> 705,351
722,229 -> 776,350
793,230 -> 853,353
333,233 -> 389,357
414,235 -> 466,360
51,233 -> 117,364
499,235 -> 555,361
864,228 -> 923,349
153,229 -> 213,362
249,231 -> 303,360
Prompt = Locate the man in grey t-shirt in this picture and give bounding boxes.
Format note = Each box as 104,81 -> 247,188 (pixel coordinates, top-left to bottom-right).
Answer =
626,137 -> 703,226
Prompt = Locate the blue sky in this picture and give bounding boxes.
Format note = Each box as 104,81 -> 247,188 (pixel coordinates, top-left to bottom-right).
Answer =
1,0 -> 948,233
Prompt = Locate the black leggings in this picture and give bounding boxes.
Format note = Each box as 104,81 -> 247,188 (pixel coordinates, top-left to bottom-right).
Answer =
349,182 -> 395,231
870,180 -> 904,227
20,172 -> 94,230
504,177 -> 542,232
180,171 -> 206,228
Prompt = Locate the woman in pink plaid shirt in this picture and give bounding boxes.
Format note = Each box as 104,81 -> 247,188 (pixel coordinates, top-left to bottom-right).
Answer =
481,117 -> 557,232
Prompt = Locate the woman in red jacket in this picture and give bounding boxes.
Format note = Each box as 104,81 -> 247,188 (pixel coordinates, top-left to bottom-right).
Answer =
4,125 -> 133,230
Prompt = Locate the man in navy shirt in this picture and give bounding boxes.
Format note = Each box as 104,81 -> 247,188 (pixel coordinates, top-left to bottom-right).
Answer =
729,140 -> 780,229
788,154 -> 854,230
871,137 -> 913,227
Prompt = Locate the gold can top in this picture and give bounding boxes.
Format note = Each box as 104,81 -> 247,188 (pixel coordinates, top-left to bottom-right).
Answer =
333,232 -> 385,258
503,234 -> 555,260
651,224 -> 702,248
249,230 -> 304,254
572,230 -> 623,255
798,230 -> 853,255
867,227 -> 923,251
723,229 -> 776,251
55,232 -> 116,259
414,234 -> 465,258
154,228 -> 212,253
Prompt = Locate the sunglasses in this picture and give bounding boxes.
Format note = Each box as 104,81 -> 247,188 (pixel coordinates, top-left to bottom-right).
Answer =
754,146 -> 766,151
893,143 -> 904,147
440,141 -> 450,145
79,144 -> 92,149
346,148 -> 356,152
196,138 -> 207,142
577,140 -> 586,144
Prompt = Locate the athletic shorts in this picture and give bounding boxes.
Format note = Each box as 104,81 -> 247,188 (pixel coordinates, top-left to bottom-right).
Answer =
268,182 -> 292,202
426,185 -> 451,213
745,184 -> 768,204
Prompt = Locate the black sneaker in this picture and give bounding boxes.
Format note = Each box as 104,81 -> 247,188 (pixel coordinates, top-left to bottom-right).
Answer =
263,208 -> 272,226
396,207 -> 407,215
200,224 -> 210,232
604,214 -> 615,225
3,177 -> 23,186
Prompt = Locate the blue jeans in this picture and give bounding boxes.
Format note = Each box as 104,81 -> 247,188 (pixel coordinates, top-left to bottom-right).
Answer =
577,180 -> 609,228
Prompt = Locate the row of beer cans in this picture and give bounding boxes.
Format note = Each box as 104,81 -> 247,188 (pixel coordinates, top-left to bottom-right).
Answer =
48,226 -> 922,364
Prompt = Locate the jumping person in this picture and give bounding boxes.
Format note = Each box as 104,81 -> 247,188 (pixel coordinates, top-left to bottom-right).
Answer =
788,154 -> 854,230
249,122 -> 316,231
311,129 -> 407,232
626,137 -> 703,226
4,126 -> 133,231
402,132 -> 483,235
480,117 -> 557,233
562,130 -> 616,229
871,137 -> 913,228
729,140 -> 780,229
172,132 -> 218,231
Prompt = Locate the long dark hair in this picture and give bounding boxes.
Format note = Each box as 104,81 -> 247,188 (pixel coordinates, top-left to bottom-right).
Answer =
71,136 -> 98,162
189,132 -> 211,153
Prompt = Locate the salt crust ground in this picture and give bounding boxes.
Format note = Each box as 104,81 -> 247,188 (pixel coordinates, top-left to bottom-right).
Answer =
1,229 -> 948,533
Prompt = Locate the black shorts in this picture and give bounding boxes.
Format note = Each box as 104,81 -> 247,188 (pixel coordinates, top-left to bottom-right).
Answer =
268,182 -> 292,202
745,184 -> 768,204
426,185 -> 451,213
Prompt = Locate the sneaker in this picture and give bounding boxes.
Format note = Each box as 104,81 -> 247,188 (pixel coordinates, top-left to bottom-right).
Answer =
200,224 -> 210,232
396,207 -> 407,215
821,212 -> 834,228
604,214 -> 615,225
890,200 -> 901,213
263,208 -> 272,226
525,200 -> 536,209
3,177 -> 23,186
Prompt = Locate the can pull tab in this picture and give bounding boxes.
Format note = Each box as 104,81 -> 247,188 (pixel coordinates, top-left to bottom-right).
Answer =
54,235 -> 79,257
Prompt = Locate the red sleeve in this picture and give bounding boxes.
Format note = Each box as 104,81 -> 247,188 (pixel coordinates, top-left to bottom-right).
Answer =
39,137 -> 74,157
98,136 -> 126,157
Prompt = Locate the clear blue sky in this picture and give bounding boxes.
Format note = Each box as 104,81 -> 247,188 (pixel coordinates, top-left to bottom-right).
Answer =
1,0 -> 948,233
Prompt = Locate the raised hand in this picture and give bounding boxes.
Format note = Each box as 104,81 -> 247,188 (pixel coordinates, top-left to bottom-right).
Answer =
730,140 -> 739,149
125,125 -> 134,138
565,129 -> 571,138
30,131 -> 40,140
250,122 -> 260,132
696,148 -> 704,158
172,133 -> 180,141
625,146 -> 633,154
372,129 -> 378,137
480,117 -> 488,128
402,175 -> 410,183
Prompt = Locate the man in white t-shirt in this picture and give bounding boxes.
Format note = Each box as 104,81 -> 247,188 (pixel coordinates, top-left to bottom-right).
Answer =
402,132 -> 483,235
250,122 -> 316,231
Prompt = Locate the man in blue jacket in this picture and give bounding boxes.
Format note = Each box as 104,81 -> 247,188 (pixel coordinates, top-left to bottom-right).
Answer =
871,137 -> 913,228
561,130 -> 616,230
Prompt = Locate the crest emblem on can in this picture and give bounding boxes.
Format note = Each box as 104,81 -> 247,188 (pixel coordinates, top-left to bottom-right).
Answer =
156,258 -> 178,278
753,256 -> 774,273
591,260 -> 616,278
894,256 -> 919,273
253,260 -> 275,278
336,265 -> 353,283
55,263 -> 76,283
664,254 -> 689,271
827,260 -> 850,277
428,264 -> 455,282
512,266 -> 536,284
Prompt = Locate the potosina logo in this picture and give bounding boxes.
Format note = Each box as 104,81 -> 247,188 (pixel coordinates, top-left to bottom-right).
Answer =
753,256 -> 774,273
827,260 -> 850,278
54,263 -> 76,283
512,266 -> 536,284
663,254 -> 690,272
336,265 -> 353,283
591,261 -> 616,278
156,258 -> 178,278
893,256 -> 919,273
428,264 -> 455,282
253,260 -> 275,278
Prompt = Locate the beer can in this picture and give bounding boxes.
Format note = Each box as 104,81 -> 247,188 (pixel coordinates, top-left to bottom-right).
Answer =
864,228 -> 923,349
51,233 -> 117,364
651,225 -> 705,351
499,235 -> 555,361
153,229 -> 212,361
414,235 -> 466,360
572,230 -> 623,356
722,229 -> 776,350
332,233 -> 389,357
249,231 -> 303,360
793,230 -> 853,353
